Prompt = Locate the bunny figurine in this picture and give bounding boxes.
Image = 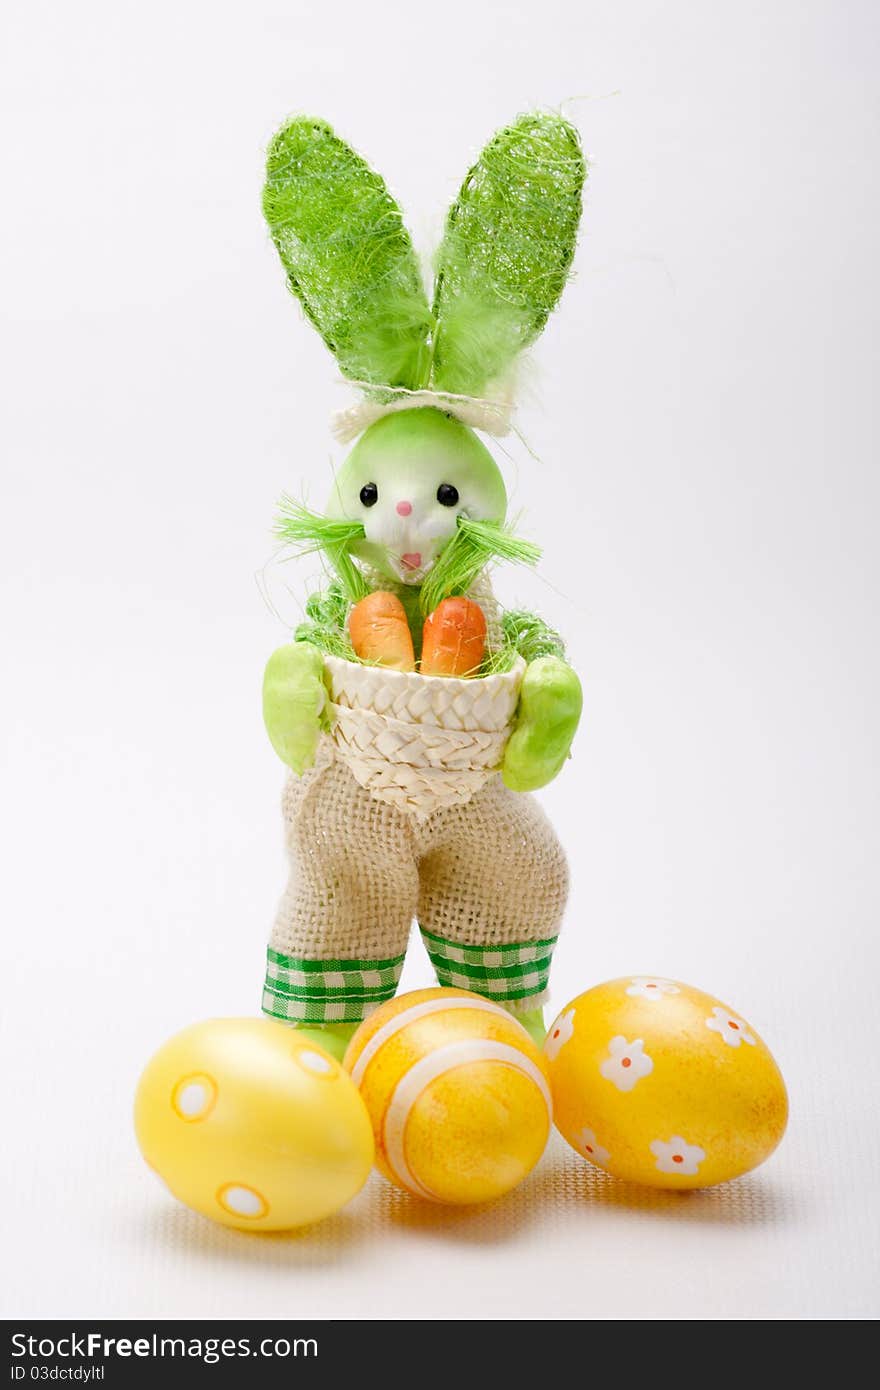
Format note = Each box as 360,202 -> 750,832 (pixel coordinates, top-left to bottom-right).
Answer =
260,113 -> 585,1059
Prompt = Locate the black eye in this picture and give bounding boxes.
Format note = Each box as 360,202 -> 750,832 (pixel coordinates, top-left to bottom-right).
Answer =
359,483 -> 378,507
437,483 -> 459,507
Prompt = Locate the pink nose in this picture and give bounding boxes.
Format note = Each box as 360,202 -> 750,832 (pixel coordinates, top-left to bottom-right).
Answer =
396,500 -> 412,517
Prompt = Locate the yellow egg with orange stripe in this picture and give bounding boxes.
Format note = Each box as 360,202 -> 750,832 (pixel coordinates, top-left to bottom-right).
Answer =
344,987 -> 552,1204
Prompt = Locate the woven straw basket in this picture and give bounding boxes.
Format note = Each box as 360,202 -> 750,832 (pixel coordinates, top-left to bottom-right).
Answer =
323,653 -> 527,819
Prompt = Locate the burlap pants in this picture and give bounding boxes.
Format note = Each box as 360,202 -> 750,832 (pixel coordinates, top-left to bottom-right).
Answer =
262,744 -> 569,1024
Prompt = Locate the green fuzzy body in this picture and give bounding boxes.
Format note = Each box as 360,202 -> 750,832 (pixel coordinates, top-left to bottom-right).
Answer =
501,609 -> 566,663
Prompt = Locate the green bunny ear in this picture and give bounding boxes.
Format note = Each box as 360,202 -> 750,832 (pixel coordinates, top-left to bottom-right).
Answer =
431,112 -> 586,397
263,117 -> 432,390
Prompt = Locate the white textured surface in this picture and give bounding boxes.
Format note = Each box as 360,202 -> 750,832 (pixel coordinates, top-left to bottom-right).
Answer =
2,0 -> 878,1321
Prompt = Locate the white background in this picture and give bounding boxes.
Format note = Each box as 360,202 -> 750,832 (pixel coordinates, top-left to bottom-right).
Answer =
1,0 -> 878,1321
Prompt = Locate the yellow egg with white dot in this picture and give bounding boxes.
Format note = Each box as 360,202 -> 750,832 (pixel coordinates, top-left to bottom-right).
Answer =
545,977 -> 788,1189
344,987 -> 552,1204
134,1018 -> 374,1230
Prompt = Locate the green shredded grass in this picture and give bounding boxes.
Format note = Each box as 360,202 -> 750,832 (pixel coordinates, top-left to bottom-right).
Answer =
275,496 -> 369,603
294,581 -> 357,658
292,580 -> 564,681
303,584 -> 349,629
294,619 -> 356,660
501,608 -> 566,662
480,610 -> 566,675
419,516 -> 541,614
479,644 -> 519,675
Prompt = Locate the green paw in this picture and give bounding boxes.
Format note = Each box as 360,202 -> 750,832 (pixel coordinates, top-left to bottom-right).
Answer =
262,641 -> 327,774
502,656 -> 583,792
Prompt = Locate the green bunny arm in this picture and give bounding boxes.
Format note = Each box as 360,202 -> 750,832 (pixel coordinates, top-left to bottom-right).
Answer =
502,656 -> 583,793
262,641 -> 328,775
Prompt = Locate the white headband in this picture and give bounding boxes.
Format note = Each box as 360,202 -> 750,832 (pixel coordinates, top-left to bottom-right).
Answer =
331,382 -> 514,444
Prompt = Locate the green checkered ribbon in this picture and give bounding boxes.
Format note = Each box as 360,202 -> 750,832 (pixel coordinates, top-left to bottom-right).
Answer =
419,926 -> 558,1004
262,947 -> 406,1024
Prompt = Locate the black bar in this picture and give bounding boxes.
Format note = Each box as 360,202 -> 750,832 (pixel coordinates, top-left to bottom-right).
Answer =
4,1323 -> 342,1384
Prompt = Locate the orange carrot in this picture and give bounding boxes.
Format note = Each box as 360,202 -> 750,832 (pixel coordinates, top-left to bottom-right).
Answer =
420,597 -> 487,677
348,591 -> 415,671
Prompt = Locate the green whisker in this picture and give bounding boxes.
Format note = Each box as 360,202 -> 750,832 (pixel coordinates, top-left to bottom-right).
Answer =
275,496 -> 369,603
420,516 -> 541,614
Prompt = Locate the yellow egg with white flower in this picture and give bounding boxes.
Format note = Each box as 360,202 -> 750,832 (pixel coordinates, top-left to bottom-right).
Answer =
545,978 -> 788,1189
134,1018 -> 375,1230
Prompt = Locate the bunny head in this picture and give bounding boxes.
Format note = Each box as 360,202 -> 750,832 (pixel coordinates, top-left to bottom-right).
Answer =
264,113 -> 586,605
326,409 -> 505,587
